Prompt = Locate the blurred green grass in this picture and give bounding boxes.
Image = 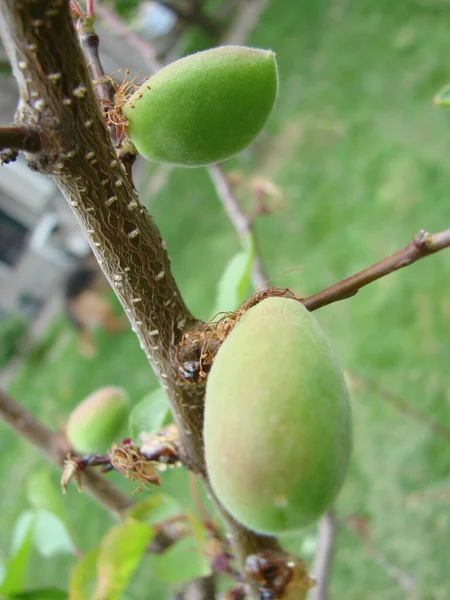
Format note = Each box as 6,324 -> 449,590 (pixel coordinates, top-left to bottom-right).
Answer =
2,0 -> 450,597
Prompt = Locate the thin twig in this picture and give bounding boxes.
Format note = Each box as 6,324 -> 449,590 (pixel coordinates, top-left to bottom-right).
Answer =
0,387 -> 132,518
303,229 -> 450,312
0,387 -> 190,554
95,3 -> 161,74
347,372 -> 450,443
208,164 -> 268,290
78,21 -> 115,108
0,125 -> 41,152
343,516 -> 417,594
309,511 -> 337,600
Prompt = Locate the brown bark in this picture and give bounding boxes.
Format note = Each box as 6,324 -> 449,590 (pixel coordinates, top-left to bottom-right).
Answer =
0,2 -> 282,596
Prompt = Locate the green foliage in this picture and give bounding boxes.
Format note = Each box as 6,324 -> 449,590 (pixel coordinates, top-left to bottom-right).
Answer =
148,536 -> 211,585
0,518 -> 34,595
69,523 -> 153,600
433,83 -> 450,106
13,510 -> 74,558
123,46 -> 278,166
213,234 -> 255,315
112,0 -> 140,20
6,588 -> 67,599
0,312 -> 27,368
69,548 -> 99,600
27,468 -> 71,531
93,522 -> 154,600
127,494 -> 182,526
128,388 -> 170,441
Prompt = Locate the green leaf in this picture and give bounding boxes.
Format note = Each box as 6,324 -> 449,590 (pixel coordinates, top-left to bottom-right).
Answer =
32,510 -> 75,558
69,548 -> 99,600
128,388 -> 170,441
94,522 -> 154,600
10,509 -> 74,560
185,511 -> 208,549
148,536 -> 211,585
434,83 -> 450,106
27,468 -> 71,530
0,513 -> 35,595
127,494 -> 182,526
213,235 -> 255,316
8,589 -> 67,599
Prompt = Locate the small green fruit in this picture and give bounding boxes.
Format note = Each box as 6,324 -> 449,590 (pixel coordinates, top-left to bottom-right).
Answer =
204,298 -> 352,534
122,46 -> 278,167
67,386 -> 129,454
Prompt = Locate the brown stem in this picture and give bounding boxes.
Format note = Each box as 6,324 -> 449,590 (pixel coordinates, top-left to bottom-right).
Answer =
0,388 -> 132,518
0,388 -> 199,554
303,229 -> 450,312
0,125 -> 41,152
208,164 -> 269,290
78,21 -> 114,107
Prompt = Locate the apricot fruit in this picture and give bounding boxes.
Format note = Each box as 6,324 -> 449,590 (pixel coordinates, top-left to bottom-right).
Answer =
67,386 -> 129,454
122,46 -> 278,166
204,297 -> 352,534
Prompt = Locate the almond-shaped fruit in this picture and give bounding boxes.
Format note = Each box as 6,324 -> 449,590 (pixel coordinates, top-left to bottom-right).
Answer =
122,46 -> 278,167
204,297 -> 352,534
67,386 -> 129,454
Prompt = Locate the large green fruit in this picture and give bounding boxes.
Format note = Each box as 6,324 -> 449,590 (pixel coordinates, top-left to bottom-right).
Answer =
204,298 -> 352,534
122,46 -> 278,167
67,386 -> 129,454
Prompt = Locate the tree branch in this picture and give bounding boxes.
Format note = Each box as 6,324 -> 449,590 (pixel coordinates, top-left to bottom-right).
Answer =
0,124 -> 41,152
309,511 -> 337,600
347,372 -> 450,444
303,229 -> 450,312
0,387 -> 132,518
0,3 -> 282,597
208,164 -> 269,290
95,3 -> 160,74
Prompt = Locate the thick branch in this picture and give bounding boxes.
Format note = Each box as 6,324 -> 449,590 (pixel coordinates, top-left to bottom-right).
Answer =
303,229 -> 450,312
0,0 -> 205,471
0,2 -> 282,596
0,388 -> 132,518
0,124 -> 40,152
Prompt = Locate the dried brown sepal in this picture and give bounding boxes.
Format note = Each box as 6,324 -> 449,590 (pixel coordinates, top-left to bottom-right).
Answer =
245,550 -> 314,599
109,440 -> 161,490
93,70 -> 149,141
60,455 -> 82,494
139,423 -> 181,466
178,287 -> 304,384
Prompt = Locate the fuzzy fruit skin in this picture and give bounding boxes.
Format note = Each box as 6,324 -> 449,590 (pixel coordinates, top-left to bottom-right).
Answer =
204,298 -> 352,535
67,386 -> 129,454
122,46 -> 278,167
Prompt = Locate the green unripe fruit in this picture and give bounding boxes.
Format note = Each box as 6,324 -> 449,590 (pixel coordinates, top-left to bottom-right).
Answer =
67,386 -> 129,454
204,298 -> 352,535
122,46 -> 278,167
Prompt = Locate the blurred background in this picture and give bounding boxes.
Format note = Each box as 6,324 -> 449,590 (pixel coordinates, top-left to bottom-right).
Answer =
0,0 -> 449,598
